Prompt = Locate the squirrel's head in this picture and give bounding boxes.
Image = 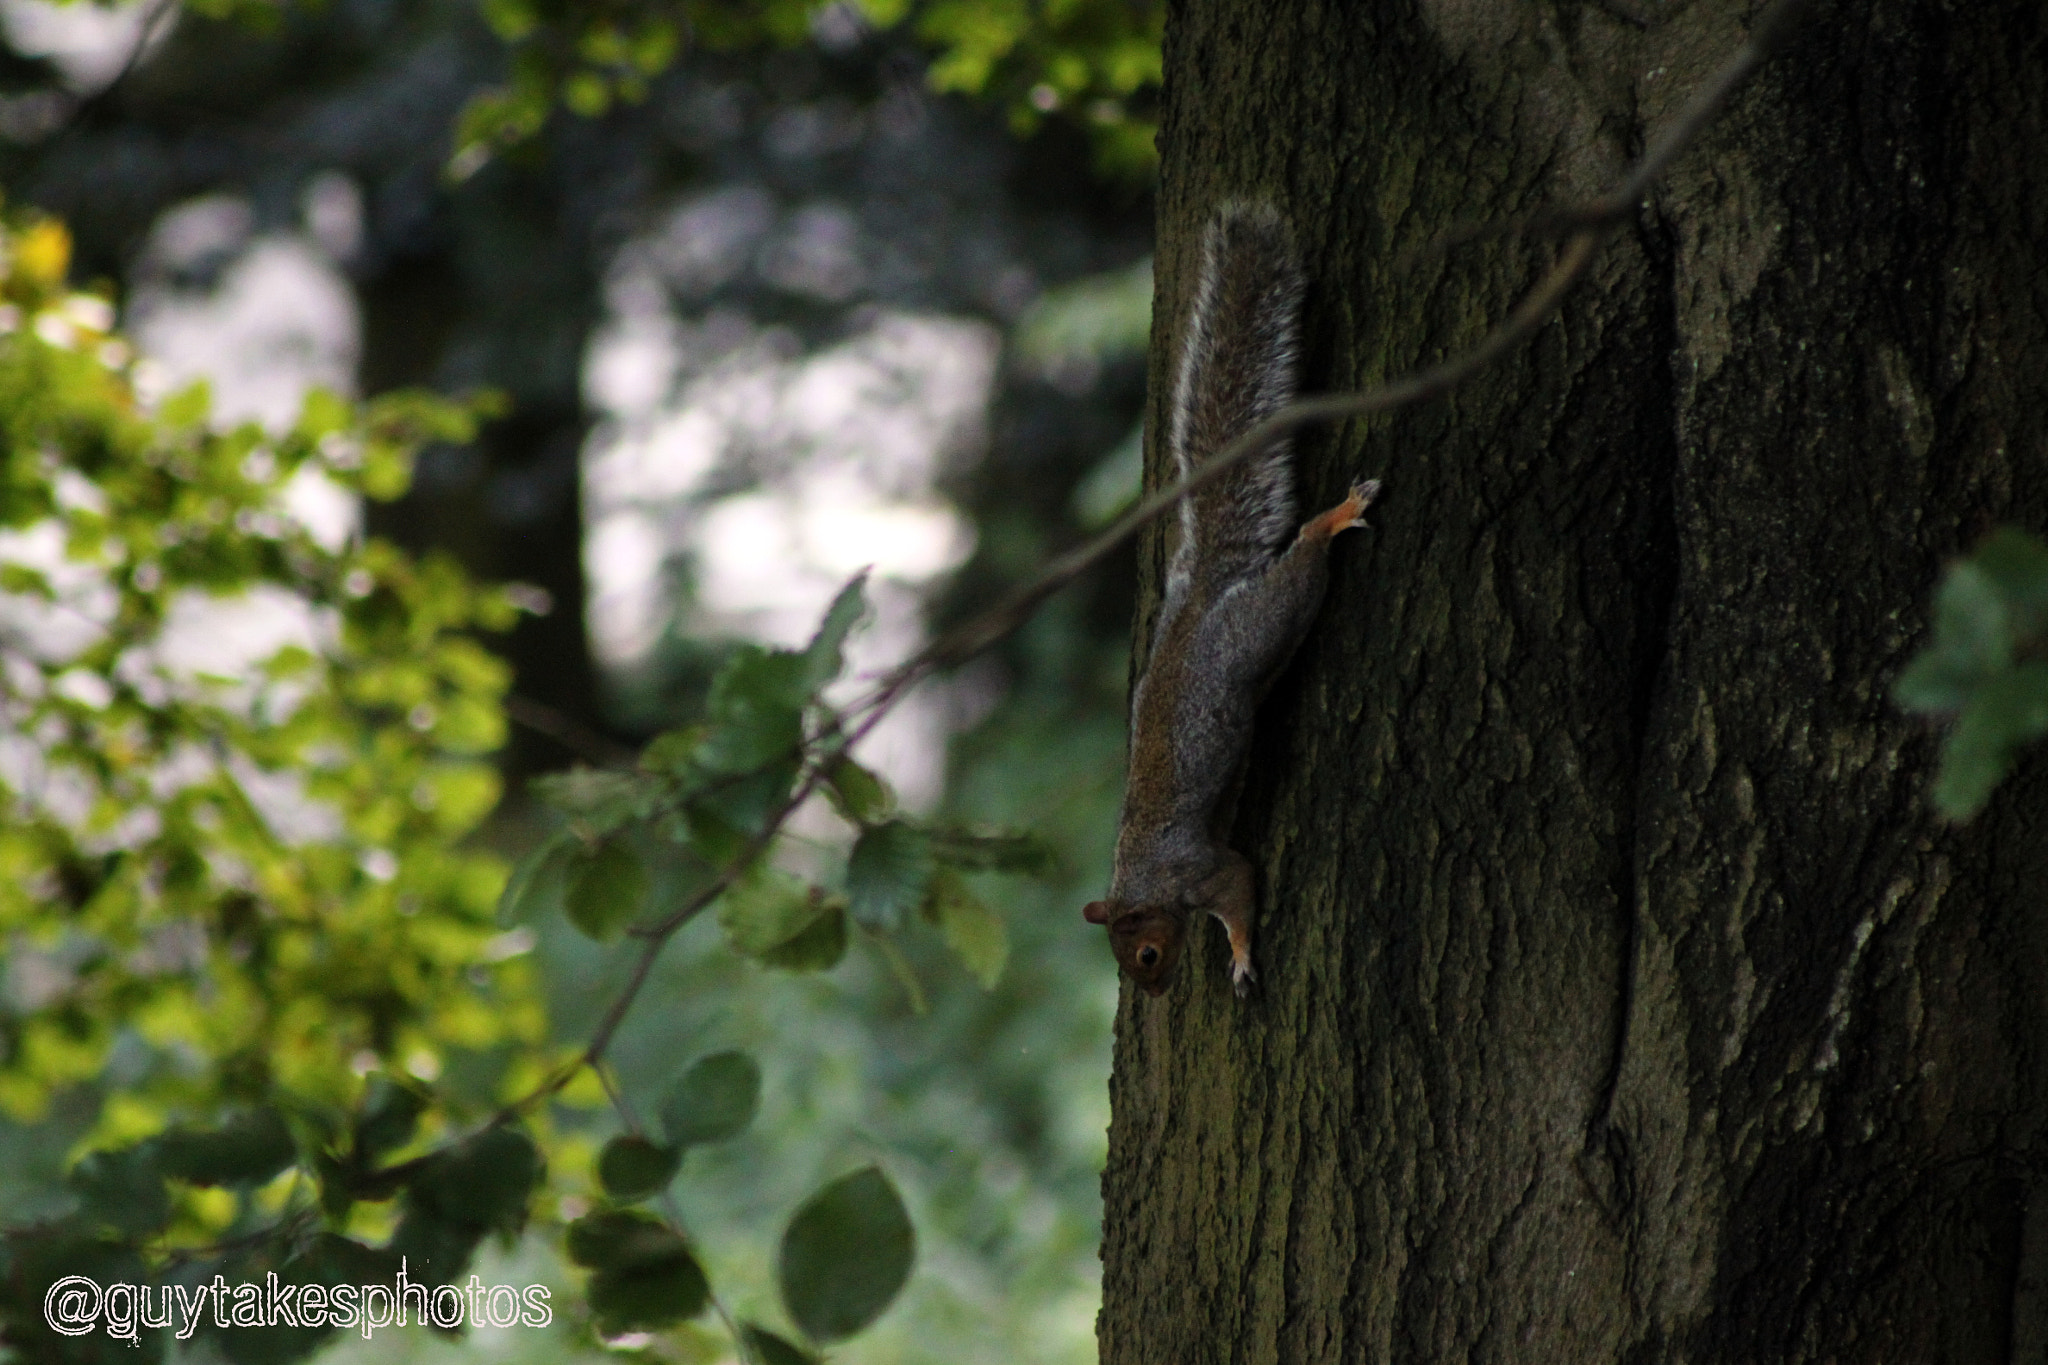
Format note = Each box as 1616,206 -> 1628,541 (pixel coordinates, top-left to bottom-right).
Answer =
1083,900 -> 1186,994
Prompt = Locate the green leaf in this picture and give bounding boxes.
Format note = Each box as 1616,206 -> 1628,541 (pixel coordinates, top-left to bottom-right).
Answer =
498,832 -> 576,924
567,1210 -> 709,1334
929,826 -> 1054,873
565,838 -> 648,940
1968,526 -> 2048,638
926,872 -> 1008,989
659,1051 -> 760,1148
588,1254 -> 709,1335
758,905 -> 849,972
697,646 -> 808,773
353,1075 -> 429,1161
530,767 -> 648,835
597,1135 -> 680,1201
846,821 -> 933,931
68,1145 -> 170,1236
824,757 -> 893,823
566,1208 -> 681,1269
717,865 -> 834,956
742,1323 -> 820,1365
412,1125 -> 542,1232
1931,662 -> 2048,818
156,1108 -> 295,1187
800,574 -> 870,690
778,1166 -> 915,1344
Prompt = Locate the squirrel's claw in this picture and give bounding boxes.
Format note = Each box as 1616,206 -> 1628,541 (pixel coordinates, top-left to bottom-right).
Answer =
1231,959 -> 1257,998
1341,478 -> 1382,530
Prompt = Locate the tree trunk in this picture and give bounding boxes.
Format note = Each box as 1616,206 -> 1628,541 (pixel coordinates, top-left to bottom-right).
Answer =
1099,3 -> 2048,1361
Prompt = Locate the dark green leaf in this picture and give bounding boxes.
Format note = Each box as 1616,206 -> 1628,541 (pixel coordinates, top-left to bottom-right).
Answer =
1932,662 -> 2048,818
687,755 -> 801,840
565,838 -> 647,941
566,1209 -> 684,1270
743,1323 -> 820,1365
412,1125 -> 542,1231
68,1145 -> 170,1235
778,1166 -> 915,1344
388,1210 -> 483,1287
758,905 -> 848,972
659,1051 -> 760,1148
824,757 -> 892,823
846,821 -> 933,931
800,573 -> 869,690
588,1253 -> 709,1335
697,646 -> 808,773
156,1109 -> 295,1187
352,1075 -> 429,1162
597,1135 -> 680,1201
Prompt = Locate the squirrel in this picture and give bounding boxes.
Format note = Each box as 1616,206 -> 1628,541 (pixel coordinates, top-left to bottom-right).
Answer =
1084,202 -> 1378,998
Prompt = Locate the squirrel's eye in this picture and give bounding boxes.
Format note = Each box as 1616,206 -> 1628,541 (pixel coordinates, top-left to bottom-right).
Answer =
1138,946 -> 1159,968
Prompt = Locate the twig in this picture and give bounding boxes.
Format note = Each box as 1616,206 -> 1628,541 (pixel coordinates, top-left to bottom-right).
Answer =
504,693 -> 639,767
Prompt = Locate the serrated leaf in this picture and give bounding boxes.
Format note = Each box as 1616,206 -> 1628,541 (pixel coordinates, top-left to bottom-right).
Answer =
1931,662 -> 2048,818
660,1051 -> 760,1147
778,1166 -> 915,1344
68,1145 -> 170,1236
800,574 -> 869,690
156,1108 -> 295,1187
927,872 -> 1007,989
597,1135 -> 680,1201
758,905 -> 848,972
742,1323 -> 819,1365
717,865 -> 831,956
565,838 -> 647,940
824,757 -> 892,823
697,646 -> 808,773
846,821 -> 933,931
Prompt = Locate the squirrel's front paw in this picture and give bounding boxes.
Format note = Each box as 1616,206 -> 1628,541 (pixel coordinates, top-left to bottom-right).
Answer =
1231,959 -> 1257,999
1341,478 -> 1382,529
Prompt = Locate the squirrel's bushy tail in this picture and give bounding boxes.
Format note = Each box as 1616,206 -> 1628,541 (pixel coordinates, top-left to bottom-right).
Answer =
1167,201 -> 1305,589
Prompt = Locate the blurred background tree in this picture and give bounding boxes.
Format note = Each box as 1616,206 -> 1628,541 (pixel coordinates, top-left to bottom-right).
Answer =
0,0 -> 1162,1360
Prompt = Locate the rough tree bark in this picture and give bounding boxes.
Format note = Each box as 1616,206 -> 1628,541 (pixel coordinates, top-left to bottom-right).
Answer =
1098,2 -> 2048,1361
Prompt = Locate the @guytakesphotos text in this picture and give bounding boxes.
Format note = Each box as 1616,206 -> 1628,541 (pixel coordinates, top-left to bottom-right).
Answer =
43,1260 -> 553,1342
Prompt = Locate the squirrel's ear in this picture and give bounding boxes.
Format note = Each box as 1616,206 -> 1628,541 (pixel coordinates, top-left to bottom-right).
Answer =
1082,900 -> 1113,925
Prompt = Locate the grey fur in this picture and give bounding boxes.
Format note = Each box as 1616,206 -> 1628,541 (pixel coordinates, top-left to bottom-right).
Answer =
1166,201 -> 1306,598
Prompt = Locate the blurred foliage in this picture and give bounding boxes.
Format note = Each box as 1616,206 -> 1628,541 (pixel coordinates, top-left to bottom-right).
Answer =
1895,527 -> 2048,819
0,0 -> 1147,1357
458,0 -> 1162,177
0,209 -> 1115,1364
